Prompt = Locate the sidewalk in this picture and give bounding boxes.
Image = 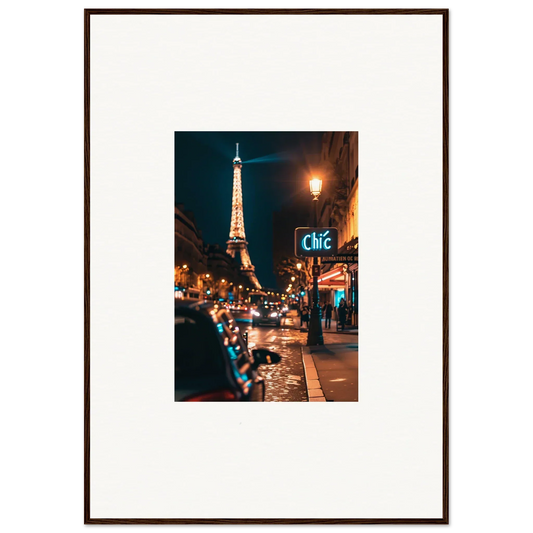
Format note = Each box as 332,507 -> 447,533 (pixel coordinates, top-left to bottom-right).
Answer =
322,319 -> 358,335
287,308 -> 358,334
301,343 -> 358,402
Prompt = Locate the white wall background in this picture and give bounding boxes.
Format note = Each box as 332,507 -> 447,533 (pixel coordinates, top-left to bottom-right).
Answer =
89,12 -> 442,520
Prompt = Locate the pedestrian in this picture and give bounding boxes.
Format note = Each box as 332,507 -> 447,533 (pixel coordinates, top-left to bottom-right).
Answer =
347,302 -> 353,326
323,301 -> 333,329
338,298 -> 347,331
302,305 -> 310,327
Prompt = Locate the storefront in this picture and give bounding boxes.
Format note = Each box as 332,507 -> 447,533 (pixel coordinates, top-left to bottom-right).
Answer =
316,239 -> 358,327
317,265 -> 345,306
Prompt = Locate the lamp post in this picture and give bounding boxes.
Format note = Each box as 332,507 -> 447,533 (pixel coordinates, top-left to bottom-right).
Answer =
307,177 -> 324,346
296,262 -> 302,305
181,264 -> 189,288
203,273 -> 212,299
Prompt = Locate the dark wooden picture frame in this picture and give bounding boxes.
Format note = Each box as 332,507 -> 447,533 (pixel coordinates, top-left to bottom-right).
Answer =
84,8 -> 448,524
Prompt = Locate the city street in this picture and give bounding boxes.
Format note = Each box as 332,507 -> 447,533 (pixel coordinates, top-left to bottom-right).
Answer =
175,132 -> 359,402
238,311 -> 356,401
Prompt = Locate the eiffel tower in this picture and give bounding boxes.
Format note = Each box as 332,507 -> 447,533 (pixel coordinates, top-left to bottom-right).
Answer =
226,143 -> 261,289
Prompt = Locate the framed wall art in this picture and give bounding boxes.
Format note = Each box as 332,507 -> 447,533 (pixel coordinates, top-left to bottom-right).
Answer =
85,8 -> 448,524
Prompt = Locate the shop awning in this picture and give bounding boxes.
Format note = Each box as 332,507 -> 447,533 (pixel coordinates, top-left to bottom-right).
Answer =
319,236 -> 358,277
317,265 -> 345,287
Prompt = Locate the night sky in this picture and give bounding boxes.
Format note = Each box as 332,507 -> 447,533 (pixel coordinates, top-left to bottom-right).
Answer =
175,132 -> 324,288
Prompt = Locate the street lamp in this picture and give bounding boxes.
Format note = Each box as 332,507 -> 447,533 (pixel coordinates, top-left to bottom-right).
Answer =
179,264 -> 189,288
309,177 -> 322,199
307,176 -> 324,346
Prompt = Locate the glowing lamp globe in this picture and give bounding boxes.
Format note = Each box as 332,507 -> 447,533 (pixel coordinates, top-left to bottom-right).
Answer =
309,177 -> 322,199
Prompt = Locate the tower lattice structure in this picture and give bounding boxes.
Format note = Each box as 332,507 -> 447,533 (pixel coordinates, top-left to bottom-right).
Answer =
226,143 -> 261,289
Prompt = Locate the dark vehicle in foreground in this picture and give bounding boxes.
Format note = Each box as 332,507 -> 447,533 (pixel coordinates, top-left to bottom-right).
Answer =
175,302 -> 281,401
251,304 -> 282,327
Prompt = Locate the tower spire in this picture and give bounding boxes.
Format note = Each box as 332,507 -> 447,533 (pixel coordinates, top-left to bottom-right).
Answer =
226,143 -> 261,289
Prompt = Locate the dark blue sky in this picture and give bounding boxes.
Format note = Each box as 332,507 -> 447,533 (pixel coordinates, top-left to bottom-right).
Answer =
175,132 -> 324,287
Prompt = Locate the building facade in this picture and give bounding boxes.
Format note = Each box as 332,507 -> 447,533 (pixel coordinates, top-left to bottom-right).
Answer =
315,132 -> 359,326
175,203 -> 252,302
175,204 -> 208,299
205,243 -> 249,300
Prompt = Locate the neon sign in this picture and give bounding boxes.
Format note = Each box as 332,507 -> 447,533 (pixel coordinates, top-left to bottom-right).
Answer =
301,230 -> 333,251
294,227 -> 338,257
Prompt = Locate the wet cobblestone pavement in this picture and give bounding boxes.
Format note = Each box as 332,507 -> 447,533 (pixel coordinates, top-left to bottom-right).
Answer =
243,322 -> 307,402
240,313 -> 355,402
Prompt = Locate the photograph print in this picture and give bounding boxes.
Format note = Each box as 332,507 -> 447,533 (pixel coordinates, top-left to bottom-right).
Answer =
175,132 -> 358,402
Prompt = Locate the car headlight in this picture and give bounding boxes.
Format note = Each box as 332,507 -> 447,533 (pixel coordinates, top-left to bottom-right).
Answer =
252,310 -> 260,317
270,312 -> 278,318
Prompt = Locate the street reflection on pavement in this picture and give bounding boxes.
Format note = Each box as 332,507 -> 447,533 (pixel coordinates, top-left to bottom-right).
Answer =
239,313 -> 351,402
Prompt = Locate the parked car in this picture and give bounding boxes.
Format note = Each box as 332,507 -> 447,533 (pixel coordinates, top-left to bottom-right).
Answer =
251,304 -> 282,327
175,302 -> 281,401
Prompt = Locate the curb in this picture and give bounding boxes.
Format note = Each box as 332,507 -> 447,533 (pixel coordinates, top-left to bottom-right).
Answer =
300,347 -> 326,402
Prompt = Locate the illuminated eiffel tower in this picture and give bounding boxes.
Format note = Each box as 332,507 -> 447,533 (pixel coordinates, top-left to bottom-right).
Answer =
226,143 -> 261,289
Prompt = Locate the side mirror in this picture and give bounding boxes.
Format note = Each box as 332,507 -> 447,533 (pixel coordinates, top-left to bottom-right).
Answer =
252,348 -> 281,366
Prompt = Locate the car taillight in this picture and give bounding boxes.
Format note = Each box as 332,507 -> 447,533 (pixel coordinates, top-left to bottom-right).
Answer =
183,389 -> 238,401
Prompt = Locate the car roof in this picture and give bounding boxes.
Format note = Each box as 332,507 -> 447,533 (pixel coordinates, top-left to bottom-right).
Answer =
175,301 -> 235,326
175,299 -> 214,312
